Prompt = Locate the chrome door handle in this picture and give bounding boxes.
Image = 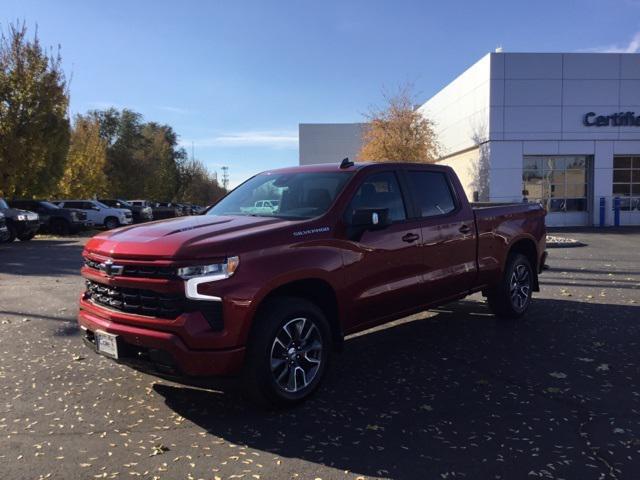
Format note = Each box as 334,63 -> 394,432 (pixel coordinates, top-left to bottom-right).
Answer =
459,224 -> 471,234
402,233 -> 420,243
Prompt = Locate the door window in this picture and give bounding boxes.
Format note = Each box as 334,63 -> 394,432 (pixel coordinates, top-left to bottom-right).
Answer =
406,171 -> 456,217
345,172 -> 407,223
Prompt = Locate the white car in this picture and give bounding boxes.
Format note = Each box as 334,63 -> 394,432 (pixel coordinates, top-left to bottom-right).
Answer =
54,200 -> 133,230
240,199 -> 280,215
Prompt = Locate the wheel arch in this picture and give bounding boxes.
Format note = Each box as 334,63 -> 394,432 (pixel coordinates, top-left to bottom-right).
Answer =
507,236 -> 540,291
251,278 -> 343,351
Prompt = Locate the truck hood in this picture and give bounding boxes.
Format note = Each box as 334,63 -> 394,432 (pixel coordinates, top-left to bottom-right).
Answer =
84,214 -> 292,260
1,207 -> 38,219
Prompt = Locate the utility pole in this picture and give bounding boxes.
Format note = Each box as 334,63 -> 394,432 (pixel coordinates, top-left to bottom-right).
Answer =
221,166 -> 229,190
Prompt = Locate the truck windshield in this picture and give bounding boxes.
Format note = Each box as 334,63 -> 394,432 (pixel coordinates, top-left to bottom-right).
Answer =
208,171 -> 353,219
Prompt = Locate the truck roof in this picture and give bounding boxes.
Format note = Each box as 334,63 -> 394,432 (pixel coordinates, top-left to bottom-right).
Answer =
263,161 -> 448,175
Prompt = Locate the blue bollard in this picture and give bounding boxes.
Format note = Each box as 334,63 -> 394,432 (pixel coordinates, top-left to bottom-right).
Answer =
599,197 -> 605,227
614,197 -> 620,227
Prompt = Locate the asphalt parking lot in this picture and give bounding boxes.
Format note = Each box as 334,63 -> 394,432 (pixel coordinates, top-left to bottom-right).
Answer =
1,230 -> 639,480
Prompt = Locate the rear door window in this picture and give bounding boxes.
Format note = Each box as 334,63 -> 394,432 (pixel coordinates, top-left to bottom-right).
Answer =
407,171 -> 457,217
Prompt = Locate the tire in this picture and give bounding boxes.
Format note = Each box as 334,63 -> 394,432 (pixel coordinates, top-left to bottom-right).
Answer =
486,253 -> 534,319
6,222 -> 17,243
52,218 -> 70,235
243,297 -> 332,408
18,232 -> 35,241
104,217 -> 120,230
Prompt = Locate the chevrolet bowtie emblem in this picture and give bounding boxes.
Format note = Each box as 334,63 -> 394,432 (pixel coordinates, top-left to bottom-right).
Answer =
99,259 -> 124,277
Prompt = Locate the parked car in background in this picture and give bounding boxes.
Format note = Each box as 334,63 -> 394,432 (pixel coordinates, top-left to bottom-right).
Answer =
0,212 -> 9,242
53,200 -> 132,230
128,200 -> 152,209
174,203 -> 189,216
8,200 -> 90,234
191,205 -> 206,215
0,198 -> 40,242
150,201 -> 180,220
77,161 -> 546,406
99,199 -> 153,224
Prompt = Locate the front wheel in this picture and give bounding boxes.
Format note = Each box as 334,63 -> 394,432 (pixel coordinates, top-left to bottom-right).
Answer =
6,223 -> 17,242
486,253 -> 534,319
104,217 -> 120,230
243,297 -> 331,408
18,232 -> 35,241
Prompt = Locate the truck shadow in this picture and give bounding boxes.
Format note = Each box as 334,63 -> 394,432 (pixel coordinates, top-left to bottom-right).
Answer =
153,297 -> 640,479
0,239 -> 85,276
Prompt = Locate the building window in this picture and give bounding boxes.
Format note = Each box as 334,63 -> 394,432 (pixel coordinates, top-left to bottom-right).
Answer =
613,156 -> 640,211
523,156 -> 590,212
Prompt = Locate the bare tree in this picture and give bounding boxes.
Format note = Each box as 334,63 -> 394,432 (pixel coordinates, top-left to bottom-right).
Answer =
358,84 -> 439,163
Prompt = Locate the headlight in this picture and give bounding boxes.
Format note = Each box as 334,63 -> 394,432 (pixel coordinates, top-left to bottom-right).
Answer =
70,212 -> 78,221
177,256 -> 239,280
16,214 -> 27,221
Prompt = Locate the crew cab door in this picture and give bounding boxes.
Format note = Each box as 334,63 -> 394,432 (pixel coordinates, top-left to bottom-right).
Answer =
63,201 -> 99,224
340,171 -> 425,329
405,168 -> 477,302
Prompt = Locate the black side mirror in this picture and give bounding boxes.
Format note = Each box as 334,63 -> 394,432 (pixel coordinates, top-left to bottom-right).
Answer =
350,208 -> 390,230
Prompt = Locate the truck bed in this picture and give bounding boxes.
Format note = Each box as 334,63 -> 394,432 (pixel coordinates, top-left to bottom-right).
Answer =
471,201 -> 547,289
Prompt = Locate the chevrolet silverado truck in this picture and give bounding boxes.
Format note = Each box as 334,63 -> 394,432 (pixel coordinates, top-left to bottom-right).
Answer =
78,161 -> 546,406
54,200 -> 132,230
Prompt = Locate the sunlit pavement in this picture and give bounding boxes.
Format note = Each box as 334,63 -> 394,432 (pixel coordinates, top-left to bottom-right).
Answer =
0,230 -> 639,480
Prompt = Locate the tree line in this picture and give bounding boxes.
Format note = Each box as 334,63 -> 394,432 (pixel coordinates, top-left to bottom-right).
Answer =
0,22 -> 225,205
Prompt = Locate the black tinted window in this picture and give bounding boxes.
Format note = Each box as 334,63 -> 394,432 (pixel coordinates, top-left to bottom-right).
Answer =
346,172 -> 406,223
408,171 -> 456,217
64,201 -> 82,209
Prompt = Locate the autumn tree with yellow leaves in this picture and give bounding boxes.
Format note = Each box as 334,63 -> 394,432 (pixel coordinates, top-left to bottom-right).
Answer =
358,85 -> 440,164
57,114 -> 108,198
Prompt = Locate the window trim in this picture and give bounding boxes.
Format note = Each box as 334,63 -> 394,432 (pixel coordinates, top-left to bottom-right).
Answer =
404,168 -> 461,219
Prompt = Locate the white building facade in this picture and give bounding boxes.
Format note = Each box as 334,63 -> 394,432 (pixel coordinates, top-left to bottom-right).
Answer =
299,52 -> 640,227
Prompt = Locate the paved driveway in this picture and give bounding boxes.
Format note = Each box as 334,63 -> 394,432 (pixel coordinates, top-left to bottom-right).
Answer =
0,230 -> 639,479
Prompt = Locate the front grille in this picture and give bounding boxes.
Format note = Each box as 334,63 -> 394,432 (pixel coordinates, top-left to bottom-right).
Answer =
78,212 -> 87,221
84,280 -> 224,330
84,258 -> 176,279
85,280 -> 184,319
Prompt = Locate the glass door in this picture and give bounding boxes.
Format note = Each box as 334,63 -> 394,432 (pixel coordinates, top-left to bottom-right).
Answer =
523,155 -> 591,226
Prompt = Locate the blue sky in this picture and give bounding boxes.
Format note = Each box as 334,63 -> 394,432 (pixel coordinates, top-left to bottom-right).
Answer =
3,0 -> 640,187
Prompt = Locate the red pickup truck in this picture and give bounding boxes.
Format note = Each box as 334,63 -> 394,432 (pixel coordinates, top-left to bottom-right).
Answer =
79,161 -> 546,406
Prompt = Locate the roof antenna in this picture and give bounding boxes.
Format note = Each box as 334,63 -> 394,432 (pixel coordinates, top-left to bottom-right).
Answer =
340,157 -> 354,169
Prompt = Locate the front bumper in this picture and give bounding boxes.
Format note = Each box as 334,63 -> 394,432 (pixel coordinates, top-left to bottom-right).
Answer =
16,219 -> 40,235
0,226 -> 8,242
78,297 -> 245,377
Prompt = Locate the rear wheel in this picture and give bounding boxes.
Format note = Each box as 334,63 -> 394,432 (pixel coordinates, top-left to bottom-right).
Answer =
486,253 -> 534,319
104,217 -> 119,230
243,297 -> 331,408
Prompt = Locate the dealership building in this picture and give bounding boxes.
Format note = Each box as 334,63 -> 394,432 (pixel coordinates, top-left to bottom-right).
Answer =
299,52 -> 640,226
